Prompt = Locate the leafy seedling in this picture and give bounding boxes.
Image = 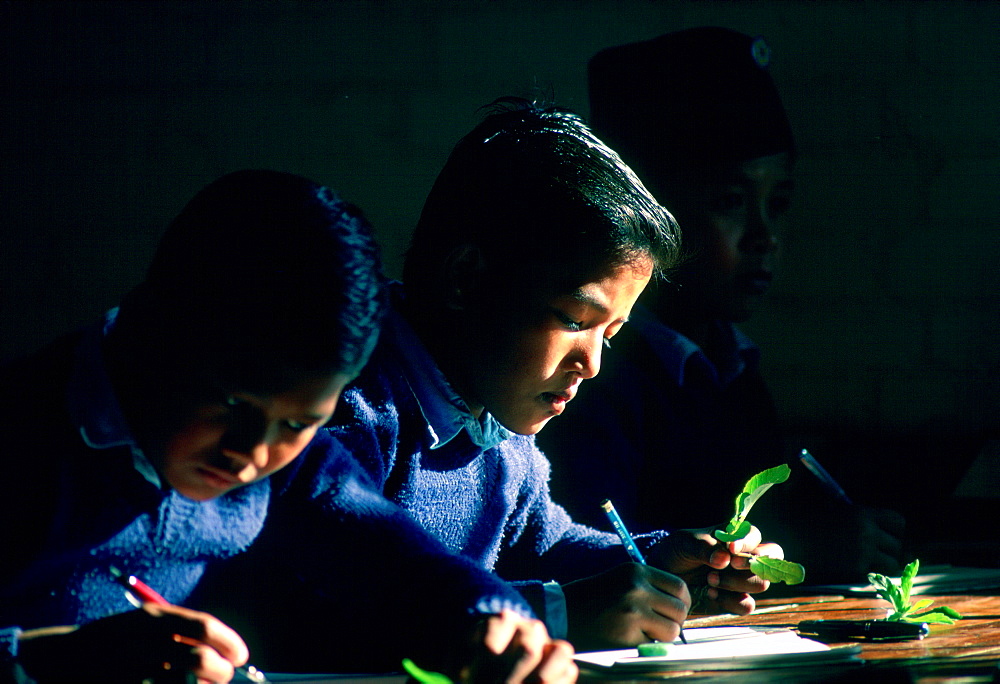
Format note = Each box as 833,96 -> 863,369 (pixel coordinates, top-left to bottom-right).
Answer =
713,464 -> 806,585
868,559 -> 962,625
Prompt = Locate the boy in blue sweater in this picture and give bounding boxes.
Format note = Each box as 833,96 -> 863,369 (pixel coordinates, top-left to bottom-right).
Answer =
328,101 -> 784,652
539,28 -> 905,583
0,170 -> 575,683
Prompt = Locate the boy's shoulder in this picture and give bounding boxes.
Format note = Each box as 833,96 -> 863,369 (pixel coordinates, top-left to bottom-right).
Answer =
336,329 -> 423,425
267,427 -> 367,499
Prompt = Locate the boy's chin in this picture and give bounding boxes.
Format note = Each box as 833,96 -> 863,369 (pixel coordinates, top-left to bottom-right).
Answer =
166,470 -> 242,502
171,486 -> 225,502
508,414 -> 557,437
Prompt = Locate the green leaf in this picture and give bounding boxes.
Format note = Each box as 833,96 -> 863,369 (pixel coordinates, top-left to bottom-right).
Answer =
713,520 -> 752,543
909,605 -> 962,622
734,493 -> 751,521
749,556 -> 806,585
900,559 -> 919,604
733,464 -> 791,523
868,572 -> 906,612
867,560 -> 961,626
906,610 -> 956,625
866,573 -> 890,595
402,658 -> 453,684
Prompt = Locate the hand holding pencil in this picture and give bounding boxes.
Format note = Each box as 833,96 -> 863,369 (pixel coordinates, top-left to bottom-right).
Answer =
110,566 -> 267,683
17,567 -> 258,683
557,499 -> 691,651
772,449 -> 906,581
16,600 -> 253,684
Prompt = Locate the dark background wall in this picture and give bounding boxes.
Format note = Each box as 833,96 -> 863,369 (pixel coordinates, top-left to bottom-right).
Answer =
3,1 -> 998,527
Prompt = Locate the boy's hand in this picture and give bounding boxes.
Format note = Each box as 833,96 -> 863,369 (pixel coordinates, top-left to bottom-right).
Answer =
18,603 -> 249,683
774,502 -> 904,583
756,474 -> 906,584
646,525 -> 783,615
462,610 -> 577,684
562,562 -> 690,650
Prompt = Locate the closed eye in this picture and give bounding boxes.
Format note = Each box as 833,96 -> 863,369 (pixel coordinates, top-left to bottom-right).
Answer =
553,309 -> 583,332
283,420 -> 317,433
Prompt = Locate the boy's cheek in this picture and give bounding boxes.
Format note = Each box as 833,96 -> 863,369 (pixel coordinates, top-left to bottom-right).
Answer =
160,422 -> 226,464
260,432 -> 318,477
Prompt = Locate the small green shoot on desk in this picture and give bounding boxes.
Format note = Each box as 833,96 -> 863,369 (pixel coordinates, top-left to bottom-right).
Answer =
868,559 -> 963,625
713,464 -> 806,585
402,658 -> 452,684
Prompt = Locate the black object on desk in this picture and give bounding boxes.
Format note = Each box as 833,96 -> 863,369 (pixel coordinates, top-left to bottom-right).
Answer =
798,619 -> 929,642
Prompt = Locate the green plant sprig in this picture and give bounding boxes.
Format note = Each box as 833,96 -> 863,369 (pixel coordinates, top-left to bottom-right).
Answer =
402,658 -> 453,684
713,464 -> 806,585
868,559 -> 963,625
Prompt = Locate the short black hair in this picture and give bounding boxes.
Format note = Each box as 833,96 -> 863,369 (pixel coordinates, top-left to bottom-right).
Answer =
403,98 -> 680,305
116,169 -> 384,390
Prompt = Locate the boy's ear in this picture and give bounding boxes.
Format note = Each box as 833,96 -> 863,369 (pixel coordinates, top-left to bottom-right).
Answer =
443,243 -> 484,311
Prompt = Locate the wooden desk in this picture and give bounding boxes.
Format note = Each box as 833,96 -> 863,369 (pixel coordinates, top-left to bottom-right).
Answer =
581,595 -> 1000,682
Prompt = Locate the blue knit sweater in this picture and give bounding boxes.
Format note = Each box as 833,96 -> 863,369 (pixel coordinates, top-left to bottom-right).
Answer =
1,327 -> 531,677
326,300 -> 669,629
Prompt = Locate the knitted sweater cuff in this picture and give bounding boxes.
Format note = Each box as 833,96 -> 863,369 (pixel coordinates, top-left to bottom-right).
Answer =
0,629 -> 19,663
0,628 -> 26,684
507,581 -> 567,639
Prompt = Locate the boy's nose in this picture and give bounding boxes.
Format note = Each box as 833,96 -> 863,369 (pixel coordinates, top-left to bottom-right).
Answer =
224,441 -> 270,470
569,335 -> 603,379
743,208 -> 779,254
221,417 -> 272,470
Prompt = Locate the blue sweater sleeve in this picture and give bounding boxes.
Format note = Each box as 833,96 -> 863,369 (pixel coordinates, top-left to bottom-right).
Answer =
0,627 -> 21,684
192,433 -> 534,675
491,435 -> 669,585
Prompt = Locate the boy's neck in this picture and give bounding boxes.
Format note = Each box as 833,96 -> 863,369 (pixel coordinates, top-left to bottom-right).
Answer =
400,301 -> 486,419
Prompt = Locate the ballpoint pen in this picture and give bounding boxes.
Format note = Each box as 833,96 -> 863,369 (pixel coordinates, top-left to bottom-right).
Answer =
600,499 -> 687,644
797,619 -> 929,642
110,566 -> 270,683
799,449 -> 853,505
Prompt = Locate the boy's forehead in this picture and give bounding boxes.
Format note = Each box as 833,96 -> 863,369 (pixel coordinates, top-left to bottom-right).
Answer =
173,356 -> 341,399
537,255 -> 653,299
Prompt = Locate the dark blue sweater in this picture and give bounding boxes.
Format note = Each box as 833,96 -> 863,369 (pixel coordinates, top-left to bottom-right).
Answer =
326,303 -> 668,629
0,330 -> 531,677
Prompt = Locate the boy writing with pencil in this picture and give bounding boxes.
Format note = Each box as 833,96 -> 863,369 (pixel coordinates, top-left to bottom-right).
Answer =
0,170 -> 576,683
539,28 -> 905,582
327,100 -> 783,652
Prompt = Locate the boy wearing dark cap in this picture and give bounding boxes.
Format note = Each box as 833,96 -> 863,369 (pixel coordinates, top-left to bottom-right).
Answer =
539,27 -> 905,584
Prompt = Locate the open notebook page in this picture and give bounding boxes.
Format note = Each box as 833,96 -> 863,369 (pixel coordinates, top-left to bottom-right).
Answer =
574,626 -> 861,672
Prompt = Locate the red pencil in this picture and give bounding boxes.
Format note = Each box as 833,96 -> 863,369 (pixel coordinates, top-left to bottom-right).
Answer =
109,565 -> 168,605
108,566 -> 269,683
